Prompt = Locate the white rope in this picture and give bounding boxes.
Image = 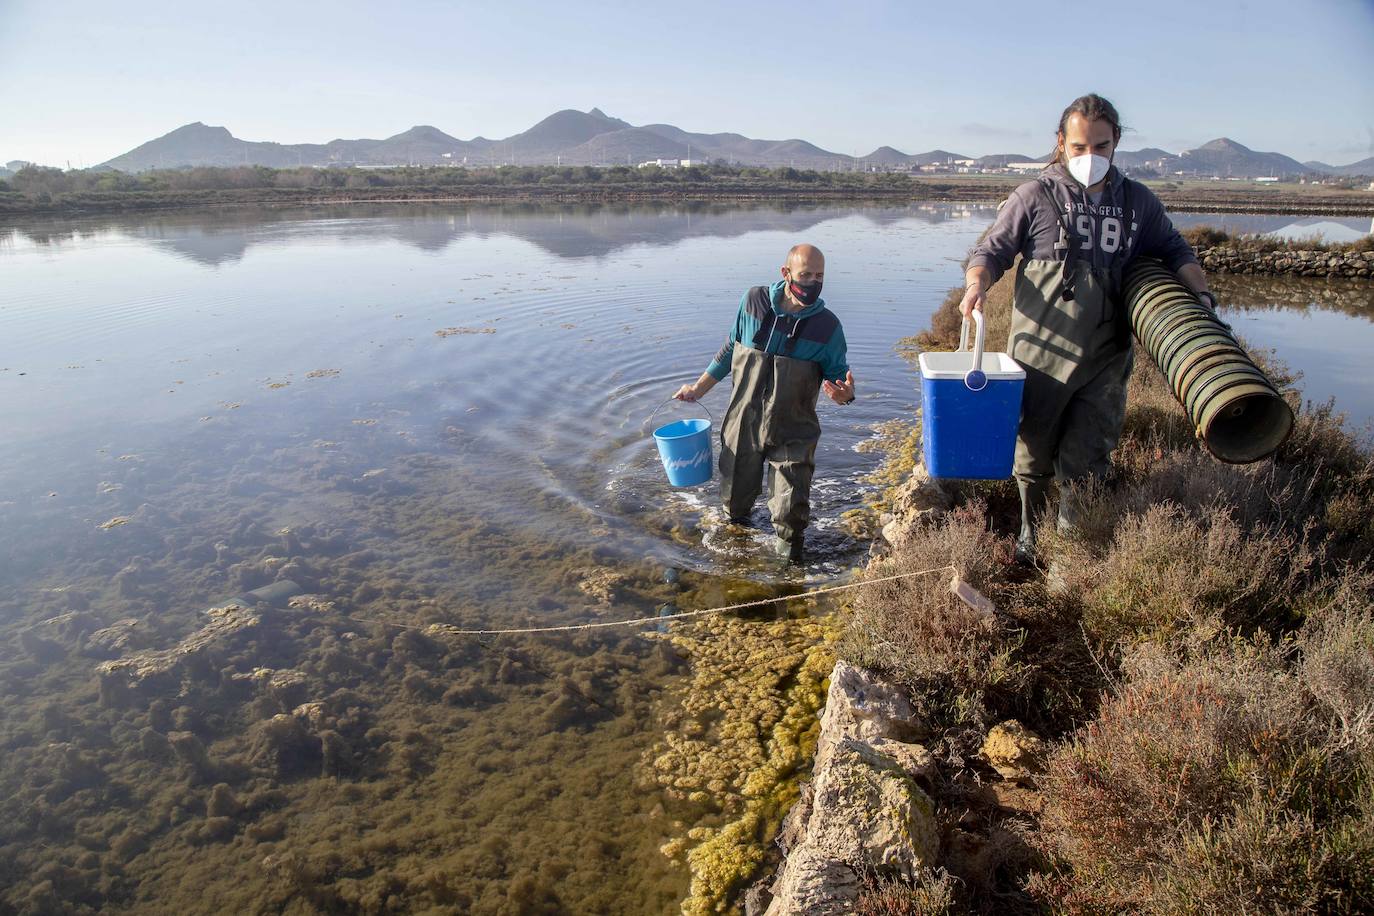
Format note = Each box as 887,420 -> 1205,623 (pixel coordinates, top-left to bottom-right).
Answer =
407,564 -> 956,637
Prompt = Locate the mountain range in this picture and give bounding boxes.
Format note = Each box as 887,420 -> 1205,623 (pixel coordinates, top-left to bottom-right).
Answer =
91,108 -> 1374,178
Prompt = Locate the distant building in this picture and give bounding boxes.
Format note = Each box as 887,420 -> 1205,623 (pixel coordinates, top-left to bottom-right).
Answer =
5,159 -> 30,172
1255,176 -> 1280,183
637,158 -> 699,169
1005,161 -> 1049,172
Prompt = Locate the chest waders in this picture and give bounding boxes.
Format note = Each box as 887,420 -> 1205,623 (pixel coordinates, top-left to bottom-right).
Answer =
1010,179 -> 1136,548
719,303 -> 825,546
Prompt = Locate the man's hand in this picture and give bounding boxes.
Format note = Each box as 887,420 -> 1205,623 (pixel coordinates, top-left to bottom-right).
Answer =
959,282 -> 986,318
960,266 -> 992,318
674,373 -> 717,402
823,370 -> 856,405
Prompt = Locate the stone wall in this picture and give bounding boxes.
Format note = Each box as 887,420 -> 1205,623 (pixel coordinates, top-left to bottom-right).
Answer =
1193,246 -> 1374,278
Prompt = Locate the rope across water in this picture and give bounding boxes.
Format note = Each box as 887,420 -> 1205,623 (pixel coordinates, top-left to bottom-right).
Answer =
412,564 -> 957,637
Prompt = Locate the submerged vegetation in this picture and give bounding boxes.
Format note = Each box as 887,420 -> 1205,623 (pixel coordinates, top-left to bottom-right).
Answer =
0,422 -> 703,913
646,608 -> 837,914
839,275 -> 1374,913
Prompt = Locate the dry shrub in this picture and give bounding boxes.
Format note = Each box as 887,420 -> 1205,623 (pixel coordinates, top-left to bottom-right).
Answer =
1034,635 -> 1374,914
910,287 -> 967,353
1180,224 -> 1374,256
1110,439 -> 1316,535
854,869 -> 958,916
838,502 -> 1028,731
1181,224 -> 1233,248
1048,503 -> 1313,649
1298,572 -> 1374,752
1280,400 -> 1374,558
1146,781 -> 1374,915
1119,352 -> 1195,451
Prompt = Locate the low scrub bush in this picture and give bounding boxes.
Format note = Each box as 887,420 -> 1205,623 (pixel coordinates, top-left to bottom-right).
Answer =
1033,634 -> 1374,914
854,869 -> 958,915
1048,503 -> 1315,648
1181,224 -> 1374,255
839,503 -> 1029,732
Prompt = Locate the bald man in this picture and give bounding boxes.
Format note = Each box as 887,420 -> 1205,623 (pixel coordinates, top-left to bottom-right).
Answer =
674,244 -> 856,563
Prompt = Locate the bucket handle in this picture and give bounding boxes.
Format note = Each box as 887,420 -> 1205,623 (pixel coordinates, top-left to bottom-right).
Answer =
645,396 -> 714,432
958,310 -> 988,392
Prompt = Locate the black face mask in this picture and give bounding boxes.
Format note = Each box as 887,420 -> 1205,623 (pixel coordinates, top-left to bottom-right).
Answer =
787,277 -> 822,306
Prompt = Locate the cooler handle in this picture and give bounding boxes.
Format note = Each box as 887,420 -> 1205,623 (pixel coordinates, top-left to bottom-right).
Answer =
958,310 -> 988,392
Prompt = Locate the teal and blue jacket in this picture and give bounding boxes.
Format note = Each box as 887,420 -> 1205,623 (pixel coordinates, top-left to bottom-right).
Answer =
706,279 -> 849,382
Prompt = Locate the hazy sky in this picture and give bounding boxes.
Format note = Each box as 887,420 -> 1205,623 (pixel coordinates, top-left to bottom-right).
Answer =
2,0 -> 1372,168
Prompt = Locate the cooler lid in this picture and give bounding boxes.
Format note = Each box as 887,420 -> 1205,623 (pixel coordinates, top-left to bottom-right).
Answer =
919,351 -> 1025,380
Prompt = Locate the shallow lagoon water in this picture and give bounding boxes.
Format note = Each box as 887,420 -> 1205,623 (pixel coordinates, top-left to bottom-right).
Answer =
1,202 -> 1371,913
0,202 -> 996,914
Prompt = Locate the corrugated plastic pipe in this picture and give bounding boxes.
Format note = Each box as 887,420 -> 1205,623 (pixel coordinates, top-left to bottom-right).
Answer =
1124,258 -> 1293,463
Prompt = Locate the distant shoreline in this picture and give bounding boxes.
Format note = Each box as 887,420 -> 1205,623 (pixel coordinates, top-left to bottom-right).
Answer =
3,178 -> 1372,219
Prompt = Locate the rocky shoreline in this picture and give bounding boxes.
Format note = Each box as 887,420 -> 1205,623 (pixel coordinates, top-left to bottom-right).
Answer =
747,657 -> 1044,916
1193,245 -> 1374,278
745,471 -> 1046,915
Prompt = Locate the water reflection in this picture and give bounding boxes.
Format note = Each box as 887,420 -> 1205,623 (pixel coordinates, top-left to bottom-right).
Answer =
2,200 -> 998,267
1172,212 -> 1373,243
1214,273 -> 1374,432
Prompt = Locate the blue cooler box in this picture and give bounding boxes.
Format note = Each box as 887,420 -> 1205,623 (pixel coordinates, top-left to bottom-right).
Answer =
918,315 -> 1025,479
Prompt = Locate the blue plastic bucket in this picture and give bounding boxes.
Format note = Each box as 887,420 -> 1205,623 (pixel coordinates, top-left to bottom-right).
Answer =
918,312 -> 1025,479
653,417 -> 713,486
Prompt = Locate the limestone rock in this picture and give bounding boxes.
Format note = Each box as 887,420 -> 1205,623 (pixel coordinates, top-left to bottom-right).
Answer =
775,781 -> 813,856
890,465 -> 953,522
806,739 -> 938,877
764,847 -> 860,916
817,660 -> 928,769
765,740 -> 937,915
866,737 -> 939,794
980,719 -> 1046,782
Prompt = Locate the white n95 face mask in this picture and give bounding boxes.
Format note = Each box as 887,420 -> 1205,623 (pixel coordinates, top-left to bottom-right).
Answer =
1067,153 -> 1111,187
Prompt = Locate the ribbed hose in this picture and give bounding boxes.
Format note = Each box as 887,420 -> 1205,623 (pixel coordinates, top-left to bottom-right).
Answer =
1124,258 -> 1293,463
